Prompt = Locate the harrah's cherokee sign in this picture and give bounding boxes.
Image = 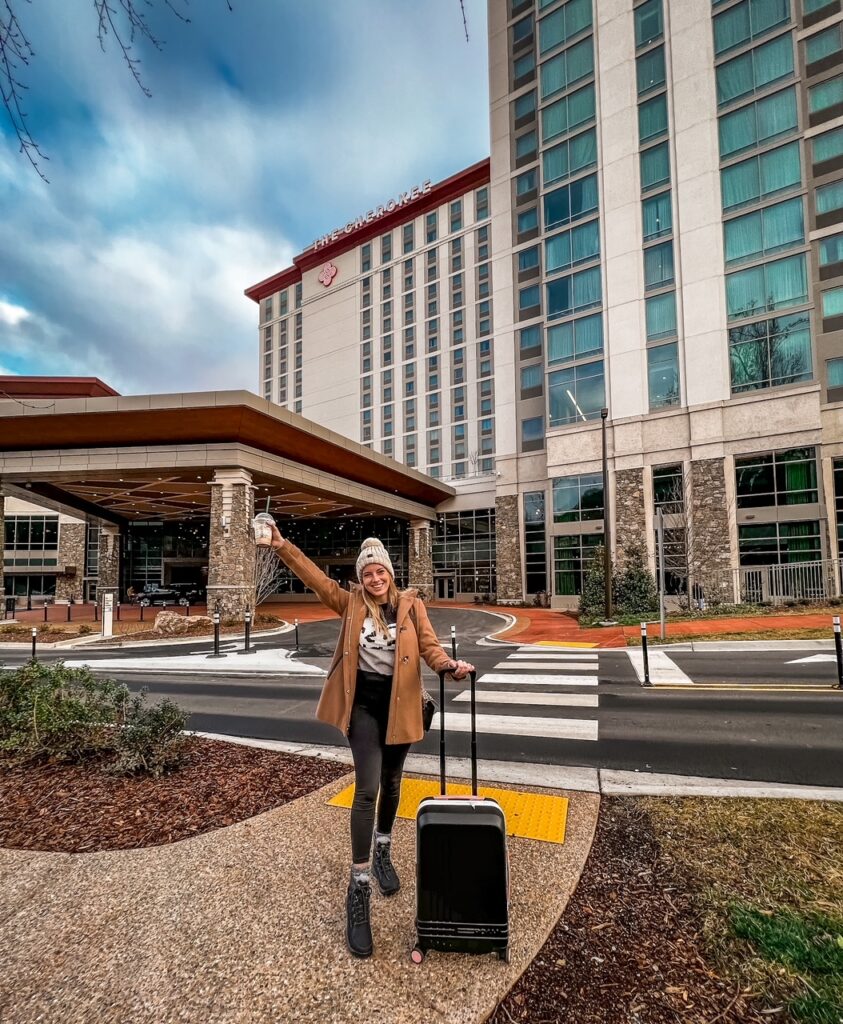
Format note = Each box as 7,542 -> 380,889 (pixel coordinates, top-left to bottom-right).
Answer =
311,180 -> 433,251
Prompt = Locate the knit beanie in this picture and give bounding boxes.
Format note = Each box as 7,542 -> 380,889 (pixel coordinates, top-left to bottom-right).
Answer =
356,537 -> 395,581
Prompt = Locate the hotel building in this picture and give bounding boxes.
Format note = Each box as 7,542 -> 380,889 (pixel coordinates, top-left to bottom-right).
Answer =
248,0 -> 843,607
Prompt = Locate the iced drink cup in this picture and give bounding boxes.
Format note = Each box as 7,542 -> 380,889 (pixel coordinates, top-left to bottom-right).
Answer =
253,512 -> 275,547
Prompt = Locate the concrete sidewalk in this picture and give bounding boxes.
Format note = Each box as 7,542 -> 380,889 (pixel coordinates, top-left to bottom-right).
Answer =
0,772 -> 598,1024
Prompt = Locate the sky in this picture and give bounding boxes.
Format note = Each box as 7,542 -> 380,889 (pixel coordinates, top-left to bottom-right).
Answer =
0,0 -> 490,394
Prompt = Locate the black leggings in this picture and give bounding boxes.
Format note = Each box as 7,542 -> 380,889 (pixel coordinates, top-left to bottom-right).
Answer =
347,671 -> 411,864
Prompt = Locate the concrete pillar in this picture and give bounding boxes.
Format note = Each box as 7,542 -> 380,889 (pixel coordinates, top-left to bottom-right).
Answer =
55,521 -> 86,602
408,519 -> 434,599
206,468 -> 256,619
614,468 -> 647,568
495,494 -> 524,603
0,493 -> 5,604
97,524 -> 121,602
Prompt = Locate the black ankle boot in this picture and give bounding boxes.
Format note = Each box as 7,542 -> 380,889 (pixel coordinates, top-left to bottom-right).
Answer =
346,875 -> 373,958
372,839 -> 400,896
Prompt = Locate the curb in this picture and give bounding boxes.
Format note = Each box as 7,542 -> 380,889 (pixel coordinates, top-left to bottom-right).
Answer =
0,624 -> 295,652
192,731 -> 843,802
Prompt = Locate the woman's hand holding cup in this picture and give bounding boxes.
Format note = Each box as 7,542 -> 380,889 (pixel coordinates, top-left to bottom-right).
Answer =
268,523 -> 285,550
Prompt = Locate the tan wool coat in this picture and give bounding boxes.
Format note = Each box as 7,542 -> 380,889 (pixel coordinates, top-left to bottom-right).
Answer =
275,540 -> 454,745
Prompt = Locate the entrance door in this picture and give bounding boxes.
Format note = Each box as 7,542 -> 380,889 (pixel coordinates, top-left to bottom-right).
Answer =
435,574 -> 455,600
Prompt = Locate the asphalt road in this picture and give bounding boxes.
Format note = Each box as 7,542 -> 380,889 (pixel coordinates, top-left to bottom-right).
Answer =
2,609 -> 842,787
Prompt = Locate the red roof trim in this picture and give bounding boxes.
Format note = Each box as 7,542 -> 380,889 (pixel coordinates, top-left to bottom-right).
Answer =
0,376 -> 120,398
244,158 -> 490,304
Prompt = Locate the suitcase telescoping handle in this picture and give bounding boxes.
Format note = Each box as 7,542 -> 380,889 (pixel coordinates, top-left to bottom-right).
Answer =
438,668 -> 478,798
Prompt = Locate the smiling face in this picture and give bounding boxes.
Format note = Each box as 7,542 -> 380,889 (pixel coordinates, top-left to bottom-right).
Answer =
361,563 -> 391,602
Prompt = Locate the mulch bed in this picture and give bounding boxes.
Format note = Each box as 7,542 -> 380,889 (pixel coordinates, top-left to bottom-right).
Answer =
0,737 -> 349,853
490,797 -> 769,1024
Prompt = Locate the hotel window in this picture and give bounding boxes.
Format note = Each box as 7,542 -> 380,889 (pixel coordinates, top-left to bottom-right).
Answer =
478,300 -> 492,336
543,173 -> 599,230
514,90 -> 537,121
540,36 -> 593,101
513,51 -> 536,85
738,521 -> 822,565
453,392 -> 467,422
716,35 -> 793,109
713,0 -> 790,57
645,291 -> 677,340
718,87 -> 797,158
524,492 -> 547,594
477,224 -> 490,260
520,284 -> 541,313
547,312 -> 603,363
428,430 -> 441,462
515,129 -> 538,162
720,141 -> 801,210
735,447 -> 818,508
545,266 -> 601,319
540,83 -> 595,144
521,416 -> 544,451
653,463 -> 685,515
819,233 -> 843,267
381,232 -> 392,263
521,363 -> 543,397
813,126 -> 843,166
809,75 -> 843,119
822,287 -> 843,319
279,290 -> 288,315
828,357 -> 843,387
404,258 -> 414,290
518,207 -> 539,235
295,312 -> 303,340
262,296 -> 273,323
554,534 -> 604,596
638,93 -> 668,143
517,168 -> 537,197
552,472 -> 603,522
644,240 -> 675,290
453,326 -> 465,344
450,238 -> 463,273
729,312 -> 812,392
426,212 -> 438,244
295,283 -> 302,308
520,323 -> 542,357
542,128 -> 597,186
263,326 -> 272,351
725,253 -> 807,320
817,179 -> 843,218
361,243 -> 372,273
548,358 -> 605,424
382,334 -> 393,365
513,13 -> 533,43
545,219 -> 600,272
640,142 -> 670,191
642,191 -> 672,240
404,335 -> 415,361
382,439 -> 394,457
805,23 -> 842,65
636,45 -> 665,96
723,196 -> 804,265
450,199 -> 463,233
647,343 -> 680,408
538,0 -> 592,56
519,246 -> 540,272
475,187 -> 489,221
403,222 -> 415,254
404,398 -> 416,429
634,0 -> 663,49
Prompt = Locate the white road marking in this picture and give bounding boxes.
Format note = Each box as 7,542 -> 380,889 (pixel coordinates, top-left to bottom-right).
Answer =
786,654 -> 837,664
479,672 -> 598,686
455,689 -> 599,708
501,660 -> 597,671
626,649 -> 694,685
431,712 -> 598,741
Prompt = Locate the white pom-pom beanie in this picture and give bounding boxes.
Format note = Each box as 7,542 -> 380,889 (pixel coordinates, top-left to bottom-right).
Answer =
356,537 -> 395,582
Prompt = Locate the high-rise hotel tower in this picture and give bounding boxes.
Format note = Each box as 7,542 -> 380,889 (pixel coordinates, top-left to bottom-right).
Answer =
248,0 -> 843,607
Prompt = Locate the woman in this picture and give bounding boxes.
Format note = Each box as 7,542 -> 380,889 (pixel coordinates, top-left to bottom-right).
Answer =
269,527 -> 474,958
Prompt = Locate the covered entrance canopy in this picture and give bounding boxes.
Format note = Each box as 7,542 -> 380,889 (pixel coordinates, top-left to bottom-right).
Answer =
0,390 -> 452,612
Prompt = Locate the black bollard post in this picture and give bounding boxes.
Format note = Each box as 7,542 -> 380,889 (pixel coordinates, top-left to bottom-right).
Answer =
140,603 -> 144,623
240,610 -> 256,655
834,616 -> 843,690
94,601 -> 98,622
66,602 -> 71,623
295,618 -> 299,651
207,610 -> 225,659
450,624 -> 457,661
186,601 -> 190,617
116,601 -> 121,622
641,622 -> 651,686
43,603 -> 48,623
30,627 -> 37,660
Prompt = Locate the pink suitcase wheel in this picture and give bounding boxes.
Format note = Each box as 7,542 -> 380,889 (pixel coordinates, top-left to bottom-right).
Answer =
411,946 -> 425,964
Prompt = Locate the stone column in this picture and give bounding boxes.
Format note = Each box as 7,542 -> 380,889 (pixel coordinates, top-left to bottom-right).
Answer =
55,521 -> 86,602
688,459 -> 734,604
97,524 -> 121,602
614,468 -> 647,567
495,494 -> 524,604
206,468 -> 256,619
0,493 -> 5,606
408,519 -> 434,599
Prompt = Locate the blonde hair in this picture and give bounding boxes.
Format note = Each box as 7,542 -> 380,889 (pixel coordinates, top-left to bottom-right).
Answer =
361,578 -> 402,638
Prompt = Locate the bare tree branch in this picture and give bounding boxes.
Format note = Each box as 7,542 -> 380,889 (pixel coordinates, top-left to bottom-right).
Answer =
458,0 -> 468,42
254,546 -> 287,607
1,0 -> 49,180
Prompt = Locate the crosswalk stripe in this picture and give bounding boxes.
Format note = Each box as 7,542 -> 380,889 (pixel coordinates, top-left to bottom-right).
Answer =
454,689 -> 599,708
431,712 -> 598,741
502,660 -> 597,671
479,672 -> 598,686
626,649 -> 694,686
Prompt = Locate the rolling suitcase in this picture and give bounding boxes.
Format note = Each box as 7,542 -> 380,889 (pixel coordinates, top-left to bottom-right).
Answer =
411,669 -> 510,964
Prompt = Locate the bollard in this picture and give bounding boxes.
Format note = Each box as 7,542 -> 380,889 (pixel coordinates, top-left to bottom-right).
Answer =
207,611 -> 225,659
66,602 -> 71,623
450,624 -> 457,661
640,622 -> 651,686
30,627 -> 37,660
295,618 -> 299,651
186,601 -> 190,617
834,616 -> 843,690
116,601 -> 121,622
94,601 -> 99,622
43,603 -> 48,623
140,603 -> 144,623
239,610 -> 256,655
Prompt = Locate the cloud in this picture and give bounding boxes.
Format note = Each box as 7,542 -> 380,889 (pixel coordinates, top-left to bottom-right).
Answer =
0,300 -> 31,328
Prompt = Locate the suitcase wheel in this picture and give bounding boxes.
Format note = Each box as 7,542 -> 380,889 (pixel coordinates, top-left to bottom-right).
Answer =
498,946 -> 510,963
411,946 -> 425,965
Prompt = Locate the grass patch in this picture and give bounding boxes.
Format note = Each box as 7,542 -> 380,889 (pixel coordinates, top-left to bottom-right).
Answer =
627,627 -> 833,645
643,798 -> 843,1022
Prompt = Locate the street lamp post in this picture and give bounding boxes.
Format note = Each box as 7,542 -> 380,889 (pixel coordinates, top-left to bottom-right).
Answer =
601,407 -> 613,621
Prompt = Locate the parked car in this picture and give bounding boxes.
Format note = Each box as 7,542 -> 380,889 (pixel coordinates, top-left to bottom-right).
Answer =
137,585 -> 180,607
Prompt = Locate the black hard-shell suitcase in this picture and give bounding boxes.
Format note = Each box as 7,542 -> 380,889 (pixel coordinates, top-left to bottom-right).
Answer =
412,669 -> 510,963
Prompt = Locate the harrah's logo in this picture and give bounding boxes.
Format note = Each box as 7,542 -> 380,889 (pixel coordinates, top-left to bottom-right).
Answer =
312,180 -> 433,250
318,262 -> 338,288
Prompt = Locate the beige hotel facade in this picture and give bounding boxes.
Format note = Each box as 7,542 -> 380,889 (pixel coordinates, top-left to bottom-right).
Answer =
246,0 -> 843,608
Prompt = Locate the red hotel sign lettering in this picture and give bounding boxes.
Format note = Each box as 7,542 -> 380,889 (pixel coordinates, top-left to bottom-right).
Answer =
312,180 -> 433,250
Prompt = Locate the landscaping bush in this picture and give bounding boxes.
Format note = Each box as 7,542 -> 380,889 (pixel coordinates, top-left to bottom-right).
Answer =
0,662 -> 189,776
615,545 -> 659,618
579,545 -> 616,621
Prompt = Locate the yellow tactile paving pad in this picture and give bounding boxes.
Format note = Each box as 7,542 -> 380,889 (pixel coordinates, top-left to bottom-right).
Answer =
329,778 -> 568,845
532,640 -> 598,648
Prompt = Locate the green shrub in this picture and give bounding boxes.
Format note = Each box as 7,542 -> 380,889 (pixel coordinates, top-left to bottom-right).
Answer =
108,689 -> 189,777
615,546 -> 659,618
579,545 -> 616,621
77,624 -> 93,635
